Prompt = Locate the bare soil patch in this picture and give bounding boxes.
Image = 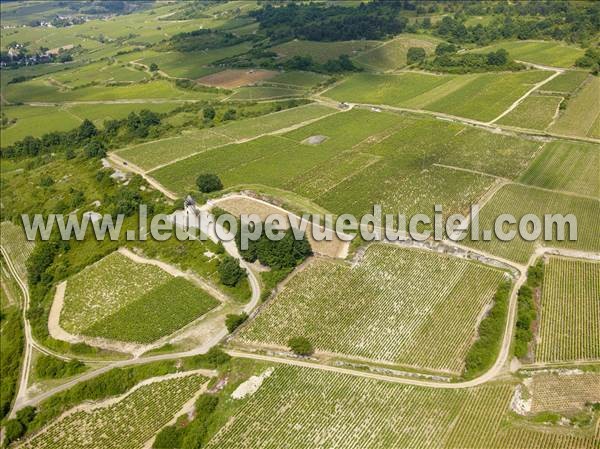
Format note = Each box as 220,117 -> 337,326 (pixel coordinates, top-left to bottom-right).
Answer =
197,69 -> 278,88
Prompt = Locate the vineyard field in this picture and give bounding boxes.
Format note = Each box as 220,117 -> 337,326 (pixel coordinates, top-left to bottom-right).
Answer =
18,374 -> 207,449
542,71 -> 589,94
205,365 -> 599,449
465,184 -> 600,264
536,257 -> 600,363
237,244 -> 506,374
549,77 -> 600,138
469,40 -> 585,67
61,251 -> 220,343
529,372 -> 600,413
0,221 -> 35,281
497,95 -> 561,130
518,141 -> 600,198
271,40 -> 379,63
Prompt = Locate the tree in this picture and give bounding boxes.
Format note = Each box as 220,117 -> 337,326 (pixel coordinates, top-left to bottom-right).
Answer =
205,347 -> 231,366
153,425 -> 183,449
77,119 -> 97,141
196,173 -> 222,193
203,106 -> 216,121
149,62 -> 159,72
435,42 -> 458,56
407,47 -> 426,64
4,419 -> 25,445
288,336 -> 314,356
65,147 -> 76,160
487,49 -> 509,66
225,313 -> 248,332
84,140 -> 106,158
16,406 -> 36,426
222,108 -> 237,121
218,256 -> 245,286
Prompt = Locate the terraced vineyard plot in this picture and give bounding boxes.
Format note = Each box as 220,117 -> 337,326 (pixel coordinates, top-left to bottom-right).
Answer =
530,372 -> 600,413
61,252 -> 171,335
325,72 -> 455,106
67,103 -> 182,128
205,366 -> 598,449
536,257 -> 600,363
497,95 -> 562,130
85,277 -> 219,344
466,184 -> 600,264
550,77 -> 600,138
238,244 -> 505,373
470,40 -> 585,68
269,71 -> 329,88
542,71 -> 589,94
354,34 -> 441,71
49,60 -> 149,88
0,221 -> 35,281
216,103 -> 336,140
519,141 -> 599,198
19,374 -> 207,449
116,132 -> 233,171
425,71 -> 552,122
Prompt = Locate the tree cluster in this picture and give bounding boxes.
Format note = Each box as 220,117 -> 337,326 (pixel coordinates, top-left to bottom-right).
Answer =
250,2 -> 410,42
421,46 -> 524,74
168,28 -> 248,53
514,261 -> 544,360
34,355 -> 86,380
237,224 -> 312,270
576,48 -> 600,74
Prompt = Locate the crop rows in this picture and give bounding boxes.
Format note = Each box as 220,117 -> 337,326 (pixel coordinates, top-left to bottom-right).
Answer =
19,374 -> 207,449
61,252 -> 171,334
497,94 -> 561,130
549,77 -> 600,138
238,244 -> 505,373
519,140 -> 599,198
542,71 -> 589,94
530,372 -> 600,413
466,184 -> 600,264
0,221 -> 35,281
536,257 -> 600,363
205,366 -> 598,448
469,40 -> 585,67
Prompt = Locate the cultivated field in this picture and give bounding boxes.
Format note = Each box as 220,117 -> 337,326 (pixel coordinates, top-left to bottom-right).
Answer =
542,71 -> 589,94
325,71 -> 552,122
497,94 -> 562,130
227,86 -> 304,101
272,39 -> 379,63
353,34 -> 441,71
549,77 -> 600,138
197,69 -> 278,88
466,184 -> 600,264
18,374 -> 207,449
116,131 -> 233,171
518,141 -> 600,198
269,71 -> 329,88
237,244 -> 506,374
1,105 -> 81,146
0,221 -> 35,281
204,365 -> 599,449
529,371 -> 600,413
536,257 -> 600,363
60,251 -> 219,343
470,40 -> 586,68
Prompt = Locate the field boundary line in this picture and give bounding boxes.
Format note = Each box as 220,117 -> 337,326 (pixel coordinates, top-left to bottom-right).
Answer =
431,163 -> 507,180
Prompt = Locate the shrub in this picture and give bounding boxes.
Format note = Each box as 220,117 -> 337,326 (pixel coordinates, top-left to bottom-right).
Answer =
149,62 -> 159,72
407,47 -> 426,64
203,106 -> 216,120
153,425 -> 183,448
4,419 -> 25,445
288,336 -> 314,356
218,256 -> 246,286
196,173 -> 223,193
34,355 -> 86,379
225,313 -> 248,333
84,140 -> 107,158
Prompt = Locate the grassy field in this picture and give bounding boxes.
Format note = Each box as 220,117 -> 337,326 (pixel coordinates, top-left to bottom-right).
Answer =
227,86 -> 305,100
1,105 -> 81,146
470,40 -> 586,68
116,131 -> 233,171
0,221 -> 35,281
272,39 -> 379,63
353,34 -> 441,71
138,44 -> 253,79
325,71 -> 551,122
4,78 -> 220,103
237,244 -> 505,374
549,77 -> 600,138
465,184 -> 600,264
204,364 -> 599,449
20,374 -> 207,449
61,251 -> 219,343
269,71 -> 330,88
49,60 -> 149,88
535,257 -> 600,363
541,71 -> 589,94
518,141 -> 599,198
497,94 -> 561,130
